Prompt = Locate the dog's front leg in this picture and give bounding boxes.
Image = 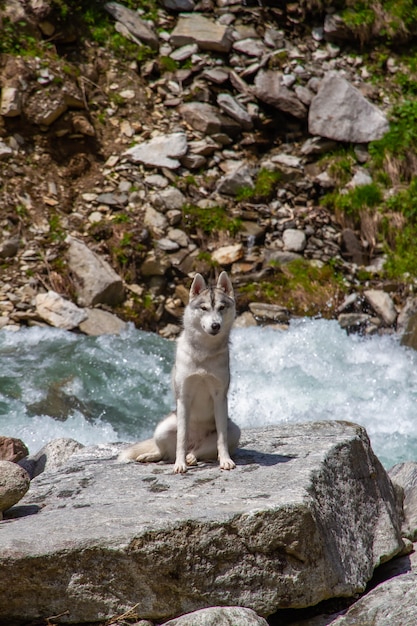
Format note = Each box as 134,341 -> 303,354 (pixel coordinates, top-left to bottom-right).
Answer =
174,398 -> 188,473
214,393 -> 236,470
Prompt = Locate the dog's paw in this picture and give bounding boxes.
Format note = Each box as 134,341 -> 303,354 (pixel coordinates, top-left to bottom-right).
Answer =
219,457 -> 236,470
173,461 -> 187,474
186,453 -> 198,466
135,453 -> 161,463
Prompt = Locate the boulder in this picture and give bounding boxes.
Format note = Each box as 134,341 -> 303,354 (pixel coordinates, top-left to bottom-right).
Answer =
217,93 -> 253,130
309,71 -> 389,143
78,308 -> 127,336
389,462 -> 417,541
104,2 -> 159,50
328,574 -> 417,626
66,236 -> 125,307
254,70 -> 307,119
0,422 -> 404,624
0,436 -> 29,462
164,606 -> 268,625
35,290 -> 88,330
0,460 -> 30,519
397,296 -> 417,350
179,102 -> 241,137
18,438 -> 85,480
170,14 -> 232,53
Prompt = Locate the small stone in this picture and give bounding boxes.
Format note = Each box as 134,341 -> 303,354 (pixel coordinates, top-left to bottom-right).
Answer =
0,461 -> 30,517
282,229 -> 306,252
364,290 -> 397,326
124,133 -> 188,169
211,243 -> 244,265
249,302 -> 290,323
0,437 -> 29,462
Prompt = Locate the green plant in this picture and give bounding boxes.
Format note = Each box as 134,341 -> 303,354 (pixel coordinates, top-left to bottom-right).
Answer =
321,183 -> 382,218
238,260 -> 346,318
383,224 -> 417,278
0,18 -> 43,55
182,204 -> 242,237
48,213 -> 65,242
112,213 -> 131,224
236,168 -> 282,202
159,56 -> 179,73
369,100 -> 417,184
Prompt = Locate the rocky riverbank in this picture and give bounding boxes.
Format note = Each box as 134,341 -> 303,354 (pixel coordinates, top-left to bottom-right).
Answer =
1,1 -> 417,346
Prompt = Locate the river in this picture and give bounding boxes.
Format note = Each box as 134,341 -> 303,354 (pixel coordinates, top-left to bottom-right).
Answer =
1,319 -> 416,469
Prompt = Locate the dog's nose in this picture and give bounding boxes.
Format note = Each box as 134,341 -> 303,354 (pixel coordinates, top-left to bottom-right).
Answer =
211,322 -> 220,333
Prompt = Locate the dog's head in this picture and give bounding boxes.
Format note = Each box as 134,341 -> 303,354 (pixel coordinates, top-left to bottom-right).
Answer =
187,272 -> 235,336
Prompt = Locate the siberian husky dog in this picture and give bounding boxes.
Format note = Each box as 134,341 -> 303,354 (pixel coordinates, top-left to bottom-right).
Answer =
119,271 -> 240,473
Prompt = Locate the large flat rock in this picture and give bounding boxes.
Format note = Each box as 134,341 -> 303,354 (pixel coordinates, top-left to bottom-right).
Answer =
1,422 -> 403,624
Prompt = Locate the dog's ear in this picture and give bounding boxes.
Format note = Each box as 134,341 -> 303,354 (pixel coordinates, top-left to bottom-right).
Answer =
217,271 -> 234,297
190,273 -> 207,298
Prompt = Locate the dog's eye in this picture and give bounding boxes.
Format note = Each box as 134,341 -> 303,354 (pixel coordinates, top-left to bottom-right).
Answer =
200,305 -> 208,311
218,304 -> 225,311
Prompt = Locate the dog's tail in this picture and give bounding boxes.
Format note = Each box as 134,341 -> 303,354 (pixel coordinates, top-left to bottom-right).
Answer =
118,438 -> 162,462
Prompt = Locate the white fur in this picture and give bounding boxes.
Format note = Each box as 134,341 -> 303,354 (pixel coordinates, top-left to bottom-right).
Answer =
119,272 -> 240,473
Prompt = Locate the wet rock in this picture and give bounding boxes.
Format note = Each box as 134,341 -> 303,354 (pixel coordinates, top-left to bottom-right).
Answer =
0,460 -> 30,519
249,302 -> 290,324
364,289 -> 397,326
338,313 -> 372,333
309,71 -> 389,143
398,297 -> 417,350
35,291 -> 88,330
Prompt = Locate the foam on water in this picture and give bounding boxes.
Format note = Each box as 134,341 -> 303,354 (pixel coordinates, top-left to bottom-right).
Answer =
1,320 -> 417,467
